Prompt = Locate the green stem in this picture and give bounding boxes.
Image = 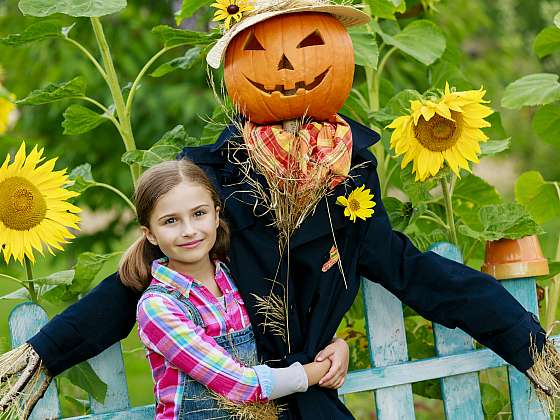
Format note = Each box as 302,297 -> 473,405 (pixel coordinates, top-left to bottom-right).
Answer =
65,37 -> 108,82
90,17 -> 140,185
93,182 -> 136,214
79,96 -> 123,135
382,158 -> 400,195
373,46 -> 397,110
125,47 -> 172,115
440,176 -> 458,246
0,273 -> 25,287
79,96 -> 109,113
544,182 -> 560,332
24,258 -> 38,304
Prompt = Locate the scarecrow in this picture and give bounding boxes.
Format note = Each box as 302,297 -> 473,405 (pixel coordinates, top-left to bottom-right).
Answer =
2,0 -> 560,418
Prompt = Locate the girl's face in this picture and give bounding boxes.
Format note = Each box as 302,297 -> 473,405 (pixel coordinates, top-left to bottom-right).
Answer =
142,181 -> 220,273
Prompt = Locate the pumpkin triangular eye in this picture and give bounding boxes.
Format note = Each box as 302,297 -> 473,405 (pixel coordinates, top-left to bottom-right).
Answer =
244,32 -> 265,51
297,30 -> 324,48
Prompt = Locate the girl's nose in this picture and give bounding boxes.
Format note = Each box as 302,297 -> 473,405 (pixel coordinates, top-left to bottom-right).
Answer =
181,220 -> 196,236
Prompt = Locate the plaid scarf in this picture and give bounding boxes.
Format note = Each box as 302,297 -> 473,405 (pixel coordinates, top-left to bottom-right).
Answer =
242,115 -> 353,192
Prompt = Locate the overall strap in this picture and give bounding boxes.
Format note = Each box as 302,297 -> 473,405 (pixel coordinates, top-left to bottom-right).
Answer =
144,284 -> 205,328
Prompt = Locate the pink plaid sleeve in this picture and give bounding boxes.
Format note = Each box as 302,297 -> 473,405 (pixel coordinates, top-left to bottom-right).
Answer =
137,293 -> 268,403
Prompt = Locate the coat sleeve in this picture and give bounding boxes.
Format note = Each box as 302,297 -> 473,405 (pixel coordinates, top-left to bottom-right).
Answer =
357,163 -> 545,372
27,272 -> 140,376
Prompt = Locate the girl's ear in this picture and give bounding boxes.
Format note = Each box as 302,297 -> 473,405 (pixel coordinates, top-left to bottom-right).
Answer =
215,206 -> 220,229
141,226 -> 158,246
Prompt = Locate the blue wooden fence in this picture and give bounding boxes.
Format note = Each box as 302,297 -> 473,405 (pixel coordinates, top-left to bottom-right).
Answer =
7,242 -> 551,419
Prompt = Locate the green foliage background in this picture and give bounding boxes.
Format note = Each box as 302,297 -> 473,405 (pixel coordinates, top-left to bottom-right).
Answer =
1,0 -> 560,418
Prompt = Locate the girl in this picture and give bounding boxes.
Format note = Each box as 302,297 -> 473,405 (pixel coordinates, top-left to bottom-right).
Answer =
118,160 -> 349,419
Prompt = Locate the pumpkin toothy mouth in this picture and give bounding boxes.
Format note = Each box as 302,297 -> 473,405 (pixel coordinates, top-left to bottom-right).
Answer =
245,67 -> 331,96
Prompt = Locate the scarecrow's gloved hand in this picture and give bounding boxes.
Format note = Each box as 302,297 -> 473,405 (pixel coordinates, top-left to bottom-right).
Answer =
0,344 -> 52,420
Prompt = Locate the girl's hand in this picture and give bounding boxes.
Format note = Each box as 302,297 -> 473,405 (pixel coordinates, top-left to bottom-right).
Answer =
315,337 -> 349,389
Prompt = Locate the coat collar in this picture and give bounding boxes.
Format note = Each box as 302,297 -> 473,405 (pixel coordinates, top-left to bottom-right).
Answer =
185,116 -> 380,246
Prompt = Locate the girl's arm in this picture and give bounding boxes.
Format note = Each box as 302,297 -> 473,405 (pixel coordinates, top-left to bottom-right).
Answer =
137,293 -> 320,403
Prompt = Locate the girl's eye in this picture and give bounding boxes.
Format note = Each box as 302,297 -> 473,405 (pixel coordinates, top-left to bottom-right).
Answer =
194,210 -> 206,217
164,218 -> 176,224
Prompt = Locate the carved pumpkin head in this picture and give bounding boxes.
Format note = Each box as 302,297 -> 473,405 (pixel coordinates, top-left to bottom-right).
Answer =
224,12 -> 355,124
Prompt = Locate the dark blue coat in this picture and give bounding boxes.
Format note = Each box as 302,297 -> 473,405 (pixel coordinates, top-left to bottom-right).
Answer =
29,116 -> 545,419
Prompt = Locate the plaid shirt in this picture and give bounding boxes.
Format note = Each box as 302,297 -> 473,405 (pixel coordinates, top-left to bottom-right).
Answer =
137,258 -> 271,419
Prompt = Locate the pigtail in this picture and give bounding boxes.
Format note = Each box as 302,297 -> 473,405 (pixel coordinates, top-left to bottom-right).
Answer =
211,218 -> 230,262
119,236 -> 162,292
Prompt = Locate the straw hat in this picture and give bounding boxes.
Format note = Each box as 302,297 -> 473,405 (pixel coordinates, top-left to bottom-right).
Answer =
206,0 -> 370,69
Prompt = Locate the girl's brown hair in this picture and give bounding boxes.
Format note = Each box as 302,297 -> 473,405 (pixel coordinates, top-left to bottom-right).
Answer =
119,159 -> 230,292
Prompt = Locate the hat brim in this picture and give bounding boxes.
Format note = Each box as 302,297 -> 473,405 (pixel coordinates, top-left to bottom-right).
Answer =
206,5 -> 370,69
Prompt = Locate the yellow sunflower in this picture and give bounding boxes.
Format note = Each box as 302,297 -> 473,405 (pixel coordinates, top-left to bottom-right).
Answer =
211,0 -> 254,30
0,89 -> 16,135
388,83 -> 493,181
336,185 -> 376,222
0,143 -> 81,264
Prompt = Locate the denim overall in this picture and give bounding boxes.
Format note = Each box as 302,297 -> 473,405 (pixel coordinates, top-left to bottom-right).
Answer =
145,284 -> 260,420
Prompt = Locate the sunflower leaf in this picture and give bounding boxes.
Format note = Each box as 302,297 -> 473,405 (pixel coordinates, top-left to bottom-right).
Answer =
68,163 -> 96,193
370,90 -> 422,125
0,288 -> 30,300
533,27 -> 560,58
17,76 -> 86,105
481,383 -> 509,420
364,0 -> 406,20
458,203 -> 544,241
18,0 -> 126,17
61,361 -> 107,404
122,125 -> 199,168
174,0 -> 213,25
150,47 -> 204,78
0,20 -> 65,47
400,164 -> 438,206
532,103 -> 560,147
71,252 -> 118,294
152,25 -> 220,49
62,104 -> 108,135
349,28 -> 379,69
22,270 -> 75,286
453,174 -> 502,231
377,20 -> 446,66
501,73 -> 560,109
515,171 -> 560,225
479,139 -> 511,157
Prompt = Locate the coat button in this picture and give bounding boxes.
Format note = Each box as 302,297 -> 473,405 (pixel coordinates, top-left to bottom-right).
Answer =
530,312 -> 540,324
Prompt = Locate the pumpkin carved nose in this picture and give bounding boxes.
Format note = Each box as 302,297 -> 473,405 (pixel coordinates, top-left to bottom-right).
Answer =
278,54 -> 295,70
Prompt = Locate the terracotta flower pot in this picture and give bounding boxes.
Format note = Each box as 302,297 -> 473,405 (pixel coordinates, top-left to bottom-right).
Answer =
481,235 -> 549,280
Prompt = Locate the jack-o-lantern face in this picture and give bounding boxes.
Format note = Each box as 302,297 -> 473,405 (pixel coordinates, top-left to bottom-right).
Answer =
224,12 -> 355,124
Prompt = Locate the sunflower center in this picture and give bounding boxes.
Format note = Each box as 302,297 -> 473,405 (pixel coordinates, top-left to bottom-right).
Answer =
0,176 -> 47,231
414,112 -> 460,152
227,4 -> 240,14
348,198 -> 361,212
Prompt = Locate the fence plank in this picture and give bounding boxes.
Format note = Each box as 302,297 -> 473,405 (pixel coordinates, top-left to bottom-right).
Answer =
501,278 -> 549,420
429,242 -> 484,419
362,280 -> 415,420
8,303 -> 61,420
88,343 -> 130,414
